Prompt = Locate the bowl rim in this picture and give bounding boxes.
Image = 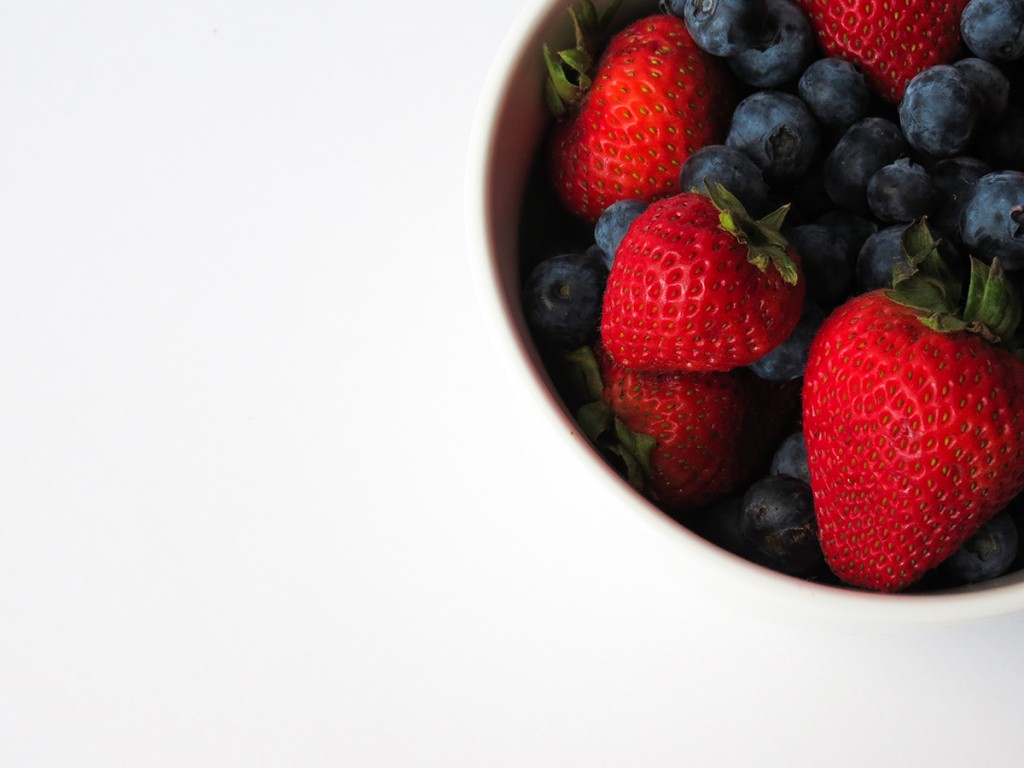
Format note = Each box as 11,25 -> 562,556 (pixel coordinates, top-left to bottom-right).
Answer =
464,0 -> 1024,628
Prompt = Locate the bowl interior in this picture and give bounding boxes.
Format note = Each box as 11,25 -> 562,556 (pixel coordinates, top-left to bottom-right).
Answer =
466,0 -> 1024,626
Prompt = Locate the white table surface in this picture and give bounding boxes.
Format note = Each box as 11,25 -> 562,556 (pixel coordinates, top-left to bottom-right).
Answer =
2,1 -> 1023,765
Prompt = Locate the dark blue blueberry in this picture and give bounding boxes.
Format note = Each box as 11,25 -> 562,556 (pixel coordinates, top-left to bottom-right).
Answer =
727,0 -> 815,88
678,144 -> 770,215
594,199 -> 647,269
784,224 -> 852,305
769,432 -> 810,486
939,511 -> 1019,584
739,475 -> 825,577
960,170 -> 1024,269
823,117 -> 908,213
749,301 -> 826,380
961,0 -> 1024,62
930,155 -> 993,243
866,158 -> 939,223
726,91 -> 820,185
954,57 -> 1010,119
522,251 -> 608,349
664,0 -> 769,57
815,210 -> 878,266
898,65 -> 979,158
797,57 -> 871,130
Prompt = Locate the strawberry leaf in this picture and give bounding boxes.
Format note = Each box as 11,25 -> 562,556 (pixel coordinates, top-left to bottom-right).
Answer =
557,48 -> 593,83
887,220 -> 960,312
596,0 -> 625,31
756,204 -> 791,233
557,344 -> 655,493
609,417 -> 655,491
916,313 -> 968,335
578,400 -> 614,442
563,345 -> 605,402
577,403 -> 652,493
544,44 -> 589,117
542,0 -> 623,118
613,417 -> 655,476
704,181 -> 800,286
962,258 -> 1022,344
886,220 -> 1022,345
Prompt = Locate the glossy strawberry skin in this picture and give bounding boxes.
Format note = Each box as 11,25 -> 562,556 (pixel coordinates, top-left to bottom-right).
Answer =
548,14 -> 736,223
600,192 -> 805,373
598,347 -> 773,513
803,291 -> 1024,592
795,0 -> 969,103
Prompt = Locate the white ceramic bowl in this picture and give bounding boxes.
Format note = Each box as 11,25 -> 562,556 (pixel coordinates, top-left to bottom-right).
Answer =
465,0 -> 1024,626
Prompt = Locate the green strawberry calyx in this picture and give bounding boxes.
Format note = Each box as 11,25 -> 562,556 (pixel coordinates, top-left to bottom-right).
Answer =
543,0 -> 624,118
561,346 -> 655,493
885,219 -> 1023,347
704,181 -> 800,286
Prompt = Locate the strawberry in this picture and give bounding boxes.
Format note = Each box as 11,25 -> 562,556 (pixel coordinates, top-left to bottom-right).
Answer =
803,222 -> 1024,592
571,344 -> 788,513
600,183 -> 805,373
544,2 -> 737,223
794,0 -> 969,103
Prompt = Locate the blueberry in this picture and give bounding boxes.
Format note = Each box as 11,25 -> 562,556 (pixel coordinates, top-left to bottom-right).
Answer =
749,300 -> 827,380
939,510 -> 1019,584
726,91 -> 820,185
930,155 -> 993,243
798,57 -> 871,130
960,170 -> 1024,269
866,158 -> 939,223
961,0 -> 1024,62
954,57 -> 1010,119
665,0 -> 769,57
522,251 -> 608,348
678,144 -> 770,215
816,209 -> 878,265
823,117 -> 908,213
594,199 -> 647,269
899,65 -> 979,158
769,432 -> 810,486
739,475 -> 825,577
727,0 -> 815,88
784,225 -> 852,305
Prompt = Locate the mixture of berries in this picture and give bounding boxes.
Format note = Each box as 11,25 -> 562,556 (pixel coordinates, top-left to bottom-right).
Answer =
519,0 -> 1024,592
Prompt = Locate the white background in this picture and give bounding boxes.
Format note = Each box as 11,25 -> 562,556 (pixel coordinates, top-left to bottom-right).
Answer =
2,1 -> 1023,766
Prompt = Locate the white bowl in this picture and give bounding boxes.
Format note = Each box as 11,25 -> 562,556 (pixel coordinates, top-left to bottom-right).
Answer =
465,0 -> 1024,626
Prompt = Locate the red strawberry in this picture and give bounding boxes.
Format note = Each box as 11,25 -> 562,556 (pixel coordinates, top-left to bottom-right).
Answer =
600,183 -> 805,373
544,4 -> 737,222
795,0 -> 969,103
803,222 -> 1024,592
586,344 -> 780,513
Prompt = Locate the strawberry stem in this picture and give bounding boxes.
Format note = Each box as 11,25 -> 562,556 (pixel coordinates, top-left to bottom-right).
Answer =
704,181 -> 800,285
886,219 -> 1023,345
543,0 -> 624,118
